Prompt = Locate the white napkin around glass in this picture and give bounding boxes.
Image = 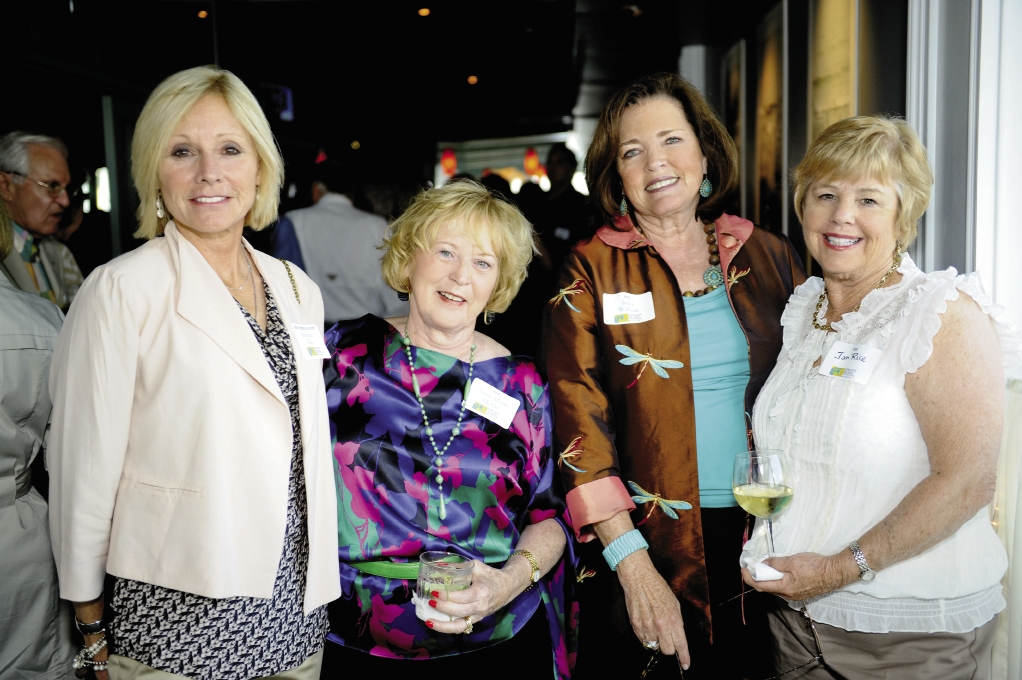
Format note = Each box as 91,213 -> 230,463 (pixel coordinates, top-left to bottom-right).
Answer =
739,551 -> 784,581
411,592 -> 460,622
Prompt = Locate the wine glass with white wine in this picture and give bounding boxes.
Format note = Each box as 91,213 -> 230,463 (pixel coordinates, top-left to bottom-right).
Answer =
733,449 -> 794,557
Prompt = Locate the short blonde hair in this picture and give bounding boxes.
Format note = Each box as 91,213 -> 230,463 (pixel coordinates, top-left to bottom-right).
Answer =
793,116 -> 933,247
131,66 -> 284,240
381,181 -> 537,317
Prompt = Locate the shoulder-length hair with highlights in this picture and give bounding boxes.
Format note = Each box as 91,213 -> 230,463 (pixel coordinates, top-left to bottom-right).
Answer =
131,66 -> 284,240
792,116 -> 932,247
381,181 -> 537,319
585,72 -> 739,229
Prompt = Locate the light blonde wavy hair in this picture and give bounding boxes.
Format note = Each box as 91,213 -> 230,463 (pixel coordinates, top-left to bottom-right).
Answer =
381,181 -> 537,319
131,66 -> 284,240
792,116 -> 933,247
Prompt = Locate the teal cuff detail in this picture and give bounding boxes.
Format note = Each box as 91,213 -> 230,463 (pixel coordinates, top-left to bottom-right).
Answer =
603,529 -> 649,571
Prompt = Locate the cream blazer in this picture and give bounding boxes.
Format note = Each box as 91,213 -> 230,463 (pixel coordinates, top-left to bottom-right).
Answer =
48,223 -> 340,614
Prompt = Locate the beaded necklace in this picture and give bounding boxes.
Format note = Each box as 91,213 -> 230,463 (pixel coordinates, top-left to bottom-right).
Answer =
642,222 -> 724,297
400,319 -> 476,521
811,253 -> 902,332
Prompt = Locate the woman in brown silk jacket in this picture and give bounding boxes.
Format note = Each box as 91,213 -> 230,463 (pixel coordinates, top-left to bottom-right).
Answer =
544,73 -> 805,679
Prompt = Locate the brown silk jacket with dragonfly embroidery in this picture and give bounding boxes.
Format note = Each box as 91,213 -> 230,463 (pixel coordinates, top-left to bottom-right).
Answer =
543,213 -> 805,641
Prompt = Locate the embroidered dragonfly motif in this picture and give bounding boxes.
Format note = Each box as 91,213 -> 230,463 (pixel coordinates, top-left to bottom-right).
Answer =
727,265 -> 751,290
616,345 -> 684,388
576,565 -> 597,583
557,436 -> 587,473
549,279 -> 585,313
628,481 -> 693,525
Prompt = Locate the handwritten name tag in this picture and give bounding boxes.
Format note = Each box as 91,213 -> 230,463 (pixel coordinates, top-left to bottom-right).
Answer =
463,378 -> 520,429
290,324 -> 330,360
818,341 -> 882,384
603,291 -> 656,325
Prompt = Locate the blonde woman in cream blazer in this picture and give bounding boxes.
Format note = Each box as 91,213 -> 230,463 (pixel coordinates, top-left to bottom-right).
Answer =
47,67 -> 339,680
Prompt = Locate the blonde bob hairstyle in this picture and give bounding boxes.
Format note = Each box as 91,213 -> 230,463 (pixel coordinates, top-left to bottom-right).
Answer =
131,66 -> 284,240
381,181 -> 537,318
793,116 -> 933,248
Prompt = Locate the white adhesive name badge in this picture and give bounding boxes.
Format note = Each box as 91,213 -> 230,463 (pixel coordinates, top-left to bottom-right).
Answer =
291,324 -> 330,360
602,291 -> 656,325
463,378 -> 520,429
818,341 -> 883,384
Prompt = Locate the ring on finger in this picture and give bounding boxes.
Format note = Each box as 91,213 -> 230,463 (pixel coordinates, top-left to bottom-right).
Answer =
642,639 -> 660,651
462,616 -> 473,635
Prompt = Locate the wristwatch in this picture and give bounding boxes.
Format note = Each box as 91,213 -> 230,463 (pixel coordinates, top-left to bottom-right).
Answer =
512,550 -> 541,591
849,541 -> 876,582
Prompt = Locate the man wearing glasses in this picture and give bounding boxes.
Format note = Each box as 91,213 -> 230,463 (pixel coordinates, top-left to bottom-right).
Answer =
0,132 -> 83,310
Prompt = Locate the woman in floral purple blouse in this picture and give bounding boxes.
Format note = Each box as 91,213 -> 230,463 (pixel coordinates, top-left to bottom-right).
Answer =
320,181 -> 577,678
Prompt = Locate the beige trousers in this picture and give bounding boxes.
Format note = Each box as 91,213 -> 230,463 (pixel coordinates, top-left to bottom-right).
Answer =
107,649 -> 323,680
768,601 -> 997,680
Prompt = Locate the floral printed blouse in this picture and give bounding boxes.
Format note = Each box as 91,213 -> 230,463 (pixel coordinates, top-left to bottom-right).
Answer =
323,315 -> 576,678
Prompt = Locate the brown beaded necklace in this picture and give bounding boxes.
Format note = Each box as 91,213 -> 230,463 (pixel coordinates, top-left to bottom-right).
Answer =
681,222 -> 725,297
638,221 -> 724,297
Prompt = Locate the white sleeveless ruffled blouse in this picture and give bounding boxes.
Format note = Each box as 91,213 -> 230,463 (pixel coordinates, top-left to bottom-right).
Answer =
744,254 -> 1021,633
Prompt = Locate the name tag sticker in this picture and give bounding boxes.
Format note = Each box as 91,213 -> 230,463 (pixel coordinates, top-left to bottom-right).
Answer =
290,324 -> 330,360
818,341 -> 882,384
463,378 -> 520,429
602,291 -> 656,325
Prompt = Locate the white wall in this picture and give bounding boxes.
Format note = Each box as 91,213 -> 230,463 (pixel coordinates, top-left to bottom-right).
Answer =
974,0 -> 1022,381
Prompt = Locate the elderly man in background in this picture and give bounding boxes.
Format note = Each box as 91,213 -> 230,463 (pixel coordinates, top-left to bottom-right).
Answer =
0,131 -> 83,310
271,164 -> 407,326
0,195 -> 76,678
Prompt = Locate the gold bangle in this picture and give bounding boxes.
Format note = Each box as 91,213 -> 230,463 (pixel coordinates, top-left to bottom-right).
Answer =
511,549 -> 541,592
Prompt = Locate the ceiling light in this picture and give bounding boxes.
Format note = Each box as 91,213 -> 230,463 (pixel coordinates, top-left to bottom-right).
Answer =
350,141 -> 361,150
198,10 -> 208,18
418,8 -> 430,16
467,75 -> 478,85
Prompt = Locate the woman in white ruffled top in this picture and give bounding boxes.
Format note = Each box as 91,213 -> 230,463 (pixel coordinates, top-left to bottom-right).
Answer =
742,115 -> 1020,679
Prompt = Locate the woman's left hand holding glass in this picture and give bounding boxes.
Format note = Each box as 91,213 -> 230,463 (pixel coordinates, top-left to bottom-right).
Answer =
742,550 -> 860,601
427,558 -> 533,633
426,518 -> 566,633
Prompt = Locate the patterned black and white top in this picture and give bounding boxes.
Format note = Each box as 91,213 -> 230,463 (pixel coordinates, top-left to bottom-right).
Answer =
111,282 -> 329,680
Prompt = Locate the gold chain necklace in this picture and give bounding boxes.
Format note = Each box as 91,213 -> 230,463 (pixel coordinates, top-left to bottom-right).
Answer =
812,253 -> 902,332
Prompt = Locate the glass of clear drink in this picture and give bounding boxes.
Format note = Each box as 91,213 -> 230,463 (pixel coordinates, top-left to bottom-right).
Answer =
415,551 -> 474,622
733,449 -> 794,557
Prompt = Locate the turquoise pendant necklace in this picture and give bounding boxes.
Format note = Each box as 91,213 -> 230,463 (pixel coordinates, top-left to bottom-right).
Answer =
401,320 -> 475,521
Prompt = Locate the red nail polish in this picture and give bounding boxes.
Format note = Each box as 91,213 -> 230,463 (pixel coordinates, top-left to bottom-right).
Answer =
429,599 -> 438,608
431,590 -> 440,598
425,620 -> 434,629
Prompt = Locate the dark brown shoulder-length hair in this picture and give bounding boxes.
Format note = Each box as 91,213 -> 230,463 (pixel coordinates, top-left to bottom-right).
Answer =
585,72 -> 739,229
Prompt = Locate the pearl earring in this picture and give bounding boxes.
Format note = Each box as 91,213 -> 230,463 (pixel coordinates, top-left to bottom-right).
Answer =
155,194 -> 165,219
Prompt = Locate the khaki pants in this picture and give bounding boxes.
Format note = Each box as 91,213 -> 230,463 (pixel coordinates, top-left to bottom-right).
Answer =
108,649 -> 323,680
768,601 -> 997,680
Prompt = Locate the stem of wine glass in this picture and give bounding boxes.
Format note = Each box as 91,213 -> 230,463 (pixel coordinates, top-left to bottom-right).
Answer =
767,519 -> 776,558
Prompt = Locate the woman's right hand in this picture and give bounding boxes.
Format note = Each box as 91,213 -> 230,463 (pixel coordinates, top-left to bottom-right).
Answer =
83,632 -> 109,680
616,549 -> 691,670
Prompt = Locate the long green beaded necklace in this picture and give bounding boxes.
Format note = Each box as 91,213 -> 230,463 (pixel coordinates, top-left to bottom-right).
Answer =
401,319 -> 476,521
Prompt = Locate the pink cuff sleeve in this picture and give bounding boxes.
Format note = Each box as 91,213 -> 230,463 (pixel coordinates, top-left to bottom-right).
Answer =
565,477 -> 636,542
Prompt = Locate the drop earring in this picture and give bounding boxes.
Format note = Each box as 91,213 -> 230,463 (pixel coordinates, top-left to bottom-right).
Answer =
619,196 -> 628,216
699,174 -> 713,198
155,193 -> 165,219
397,291 -> 409,301
484,310 -> 496,325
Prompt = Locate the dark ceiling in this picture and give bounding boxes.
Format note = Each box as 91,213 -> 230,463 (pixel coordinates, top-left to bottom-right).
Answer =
2,0 -> 773,190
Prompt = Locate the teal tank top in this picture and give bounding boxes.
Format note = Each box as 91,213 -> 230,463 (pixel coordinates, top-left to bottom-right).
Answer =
683,285 -> 750,508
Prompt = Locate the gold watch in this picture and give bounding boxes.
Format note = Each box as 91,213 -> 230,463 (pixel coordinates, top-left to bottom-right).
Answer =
511,549 -> 541,591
